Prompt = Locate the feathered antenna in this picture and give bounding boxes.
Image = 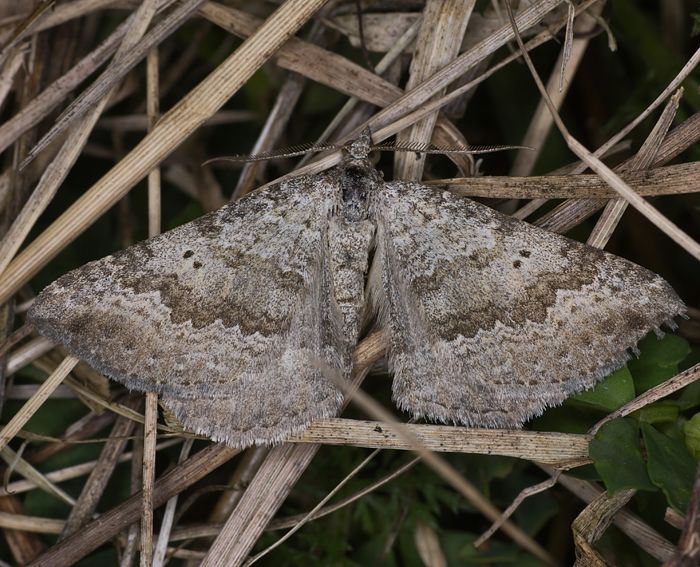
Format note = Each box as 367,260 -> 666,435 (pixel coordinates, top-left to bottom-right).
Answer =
371,140 -> 532,155
202,142 -> 342,165
203,138 -> 530,165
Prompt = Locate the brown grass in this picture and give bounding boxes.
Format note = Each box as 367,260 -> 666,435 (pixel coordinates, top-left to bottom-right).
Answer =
0,1 -> 698,566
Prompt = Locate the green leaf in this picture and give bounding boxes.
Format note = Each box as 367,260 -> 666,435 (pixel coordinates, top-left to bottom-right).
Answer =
76,548 -> 118,567
590,419 -> 656,493
532,405 -> 597,434
628,334 -> 690,392
677,380 -> 700,411
632,364 -> 678,393
642,423 -> 696,512
352,537 -> 397,567
642,335 -> 691,367
571,367 -> 635,411
683,413 -> 700,459
398,521 -> 427,567
514,491 -> 559,536
457,454 -> 515,499
612,0 -> 700,110
637,401 -> 680,424
693,11 -> 700,37
439,531 -> 519,564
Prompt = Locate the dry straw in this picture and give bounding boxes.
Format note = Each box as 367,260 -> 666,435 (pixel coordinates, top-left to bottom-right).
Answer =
0,1 -> 698,566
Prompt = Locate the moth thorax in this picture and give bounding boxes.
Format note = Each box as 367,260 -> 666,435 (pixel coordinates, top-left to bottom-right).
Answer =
339,161 -> 379,223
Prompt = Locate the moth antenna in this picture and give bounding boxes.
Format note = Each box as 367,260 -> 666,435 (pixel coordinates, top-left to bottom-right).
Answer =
371,142 -> 532,155
203,142 -> 343,166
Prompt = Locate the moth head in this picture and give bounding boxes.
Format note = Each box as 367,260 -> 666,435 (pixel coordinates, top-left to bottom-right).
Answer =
343,127 -> 372,160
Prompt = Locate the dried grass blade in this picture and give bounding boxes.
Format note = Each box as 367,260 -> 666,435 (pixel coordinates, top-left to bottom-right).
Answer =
0,510 -> 63,534
586,87 -> 683,249
141,30 -> 163,567
572,488 -> 635,565
558,0 -> 575,92
21,0 -> 188,166
0,0 -> 330,306
1,446 -> 75,506
266,0 -> 587,186
198,3 -> 519,173
430,162 -> 700,199
30,0 -> 128,33
59,402 -> 139,538
505,2 -> 700,260
264,457 -> 420,531
535,112 -> 700,233
0,47 -> 25,108
152,439 -> 193,567
568,139 -> 700,259
0,1 -> 53,66
141,392 -> 158,566
368,0 -> 565,134
231,14 -> 335,199
201,4 -> 402,108
0,440 -> 180,497
590,363 -> 700,435
0,494 -> 45,563
29,444 -> 239,567
245,449 -> 382,565
510,2 -> 604,177
0,0 -> 162,281
475,470 -> 561,547
289,418 -> 589,465
0,356 -> 78,454
306,16 -> 422,153
554,471 -> 675,562
0,13 -> 134,155
304,366 -> 559,567
199,339 -> 379,567
533,46 -> 700,233
393,0 -> 474,180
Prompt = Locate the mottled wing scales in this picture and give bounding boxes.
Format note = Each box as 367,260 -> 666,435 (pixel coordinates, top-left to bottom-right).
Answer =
29,172 -> 351,447
370,182 -> 685,427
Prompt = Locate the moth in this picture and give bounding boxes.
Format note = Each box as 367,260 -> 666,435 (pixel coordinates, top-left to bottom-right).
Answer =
29,130 -> 685,447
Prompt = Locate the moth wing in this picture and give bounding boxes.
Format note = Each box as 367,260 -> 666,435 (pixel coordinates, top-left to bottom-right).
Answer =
370,182 -> 685,427
30,173 -> 350,447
